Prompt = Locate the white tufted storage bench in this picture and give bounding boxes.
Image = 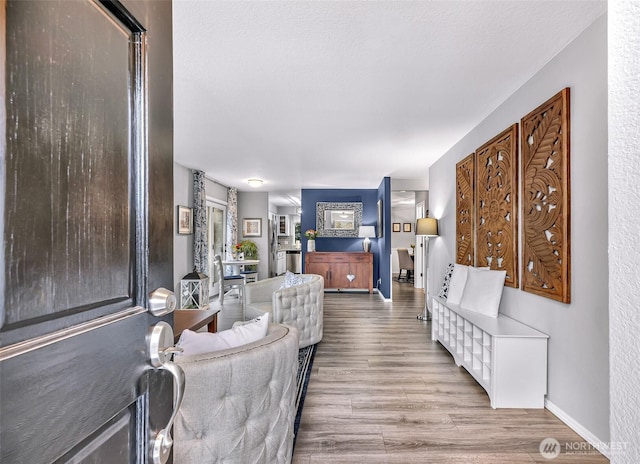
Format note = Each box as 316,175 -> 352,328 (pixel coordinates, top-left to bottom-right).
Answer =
174,324 -> 299,464
244,274 -> 324,348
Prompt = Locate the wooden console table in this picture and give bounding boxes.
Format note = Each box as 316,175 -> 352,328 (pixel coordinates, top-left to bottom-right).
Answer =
173,308 -> 220,342
305,252 -> 373,293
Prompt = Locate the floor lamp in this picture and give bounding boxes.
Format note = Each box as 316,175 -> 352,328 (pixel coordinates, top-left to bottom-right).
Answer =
415,217 -> 439,321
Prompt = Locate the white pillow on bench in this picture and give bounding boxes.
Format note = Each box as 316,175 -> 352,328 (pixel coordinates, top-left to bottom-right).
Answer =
459,267 -> 507,318
445,264 -> 492,306
437,263 -> 455,299
446,263 -> 469,305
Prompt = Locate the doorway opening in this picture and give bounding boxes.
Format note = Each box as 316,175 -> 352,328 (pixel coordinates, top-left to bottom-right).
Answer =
207,200 -> 227,296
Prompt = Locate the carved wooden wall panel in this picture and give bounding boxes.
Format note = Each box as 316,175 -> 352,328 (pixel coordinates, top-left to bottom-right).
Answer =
521,88 -> 571,303
456,154 -> 475,265
475,124 -> 519,288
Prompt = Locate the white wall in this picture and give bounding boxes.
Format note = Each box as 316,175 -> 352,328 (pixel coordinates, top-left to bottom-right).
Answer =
173,167 -> 273,288
391,178 -> 429,191
205,177 -> 227,202
391,203 -> 416,274
609,3 -> 640,463
173,163 -> 194,293
237,191 -> 270,280
429,14 -> 609,447
415,191 -> 429,214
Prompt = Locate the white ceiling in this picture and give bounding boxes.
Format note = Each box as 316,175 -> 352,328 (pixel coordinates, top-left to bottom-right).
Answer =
172,0 -> 606,205
391,190 -> 417,209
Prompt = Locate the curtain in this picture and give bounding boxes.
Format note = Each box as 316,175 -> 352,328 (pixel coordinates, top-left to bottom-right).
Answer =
193,170 -> 208,274
226,187 -> 238,260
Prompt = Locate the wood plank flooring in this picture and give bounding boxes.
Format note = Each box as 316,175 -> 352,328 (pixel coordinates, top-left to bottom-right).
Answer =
291,281 -> 609,463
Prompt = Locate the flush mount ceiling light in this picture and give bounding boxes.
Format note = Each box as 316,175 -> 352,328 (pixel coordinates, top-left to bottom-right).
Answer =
247,178 -> 263,188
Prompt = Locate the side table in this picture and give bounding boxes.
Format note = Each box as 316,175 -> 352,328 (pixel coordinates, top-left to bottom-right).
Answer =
173,308 -> 220,343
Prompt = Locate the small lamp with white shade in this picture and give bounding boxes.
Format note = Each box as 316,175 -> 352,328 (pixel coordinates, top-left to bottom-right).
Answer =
358,225 -> 376,252
415,218 -> 439,321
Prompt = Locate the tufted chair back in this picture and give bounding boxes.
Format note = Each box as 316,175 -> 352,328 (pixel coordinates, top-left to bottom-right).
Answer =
244,274 -> 324,348
173,324 -> 299,464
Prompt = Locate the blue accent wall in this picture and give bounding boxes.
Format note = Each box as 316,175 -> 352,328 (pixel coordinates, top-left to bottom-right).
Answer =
301,179 -> 391,298
377,177 -> 392,298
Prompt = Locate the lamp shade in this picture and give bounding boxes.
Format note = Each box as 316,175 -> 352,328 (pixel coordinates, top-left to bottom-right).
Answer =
415,217 -> 438,236
182,267 -> 208,280
358,225 -> 376,238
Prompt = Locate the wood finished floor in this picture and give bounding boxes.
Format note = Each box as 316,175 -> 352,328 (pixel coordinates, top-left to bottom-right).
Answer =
209,282 -> 608,463
289,281 -> 609,464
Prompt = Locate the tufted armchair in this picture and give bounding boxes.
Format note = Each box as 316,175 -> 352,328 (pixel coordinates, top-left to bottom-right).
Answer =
173,324 -> 299,464
244,274 -> 324,348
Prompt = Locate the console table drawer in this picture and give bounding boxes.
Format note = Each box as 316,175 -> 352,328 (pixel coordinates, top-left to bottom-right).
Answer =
306,252 -> 349,263
350,254 -> 372,263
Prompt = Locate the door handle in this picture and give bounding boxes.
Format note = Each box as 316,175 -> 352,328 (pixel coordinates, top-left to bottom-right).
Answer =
148,321 -> 185,464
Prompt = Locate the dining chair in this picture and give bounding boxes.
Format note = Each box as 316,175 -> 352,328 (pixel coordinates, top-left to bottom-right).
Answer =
240,269 -> 258,283
214,254 -> 245,305
396,248 -> 414,282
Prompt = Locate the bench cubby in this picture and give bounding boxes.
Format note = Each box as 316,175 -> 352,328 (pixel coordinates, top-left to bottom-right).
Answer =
431,295 -> 549,408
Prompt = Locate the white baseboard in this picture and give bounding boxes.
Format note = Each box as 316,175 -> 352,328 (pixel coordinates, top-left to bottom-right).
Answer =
376,289 -> 391,302
545,399 -> 611,459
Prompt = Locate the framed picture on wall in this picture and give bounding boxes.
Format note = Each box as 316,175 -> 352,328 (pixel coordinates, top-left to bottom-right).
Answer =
242,218 -> 262,237
177,205 -> 193,235
403,223 -> 412,233
392,222 -> 401,232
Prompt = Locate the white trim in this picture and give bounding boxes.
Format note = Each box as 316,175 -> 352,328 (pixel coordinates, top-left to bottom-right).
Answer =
206,195 -> 227,206
206,200 -> 228,295
545,399 -> 611,459
415,201 -> 426,290
204,175 -> 228,189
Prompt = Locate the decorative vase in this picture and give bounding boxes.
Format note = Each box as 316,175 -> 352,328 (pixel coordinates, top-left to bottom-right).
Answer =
307,240 -> 316,252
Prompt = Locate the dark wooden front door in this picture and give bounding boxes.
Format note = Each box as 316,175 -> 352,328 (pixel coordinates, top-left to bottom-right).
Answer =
1,1 -> 175,462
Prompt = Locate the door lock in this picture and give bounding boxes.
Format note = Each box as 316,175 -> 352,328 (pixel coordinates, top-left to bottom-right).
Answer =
149,288 -> 176,316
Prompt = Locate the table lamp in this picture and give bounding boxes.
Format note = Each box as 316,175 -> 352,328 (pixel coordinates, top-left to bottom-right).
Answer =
358,225 -> 376,252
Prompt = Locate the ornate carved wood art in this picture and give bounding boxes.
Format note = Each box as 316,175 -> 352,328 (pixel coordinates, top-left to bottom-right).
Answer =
520,88 -> 571,303
456,154 -> 475,265
475,124 -> 519,288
